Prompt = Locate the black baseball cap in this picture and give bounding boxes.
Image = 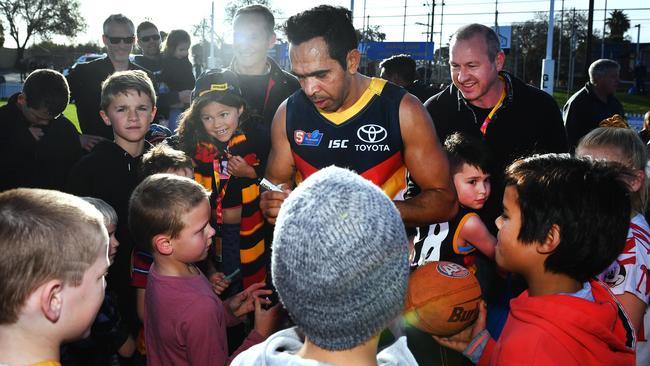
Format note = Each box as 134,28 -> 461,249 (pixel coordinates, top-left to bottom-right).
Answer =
192,69 -> 242,102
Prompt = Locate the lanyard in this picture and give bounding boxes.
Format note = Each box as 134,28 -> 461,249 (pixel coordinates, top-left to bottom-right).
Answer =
263,77 -> 276,112
479,78 -> 507,135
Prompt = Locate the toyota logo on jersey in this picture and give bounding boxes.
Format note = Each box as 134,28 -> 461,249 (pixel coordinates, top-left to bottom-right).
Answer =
357,124 -> 387,144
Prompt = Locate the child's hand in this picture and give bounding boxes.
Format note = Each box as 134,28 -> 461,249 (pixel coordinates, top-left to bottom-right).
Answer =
117,335 -> 136,358
79,134 -> 106,152
29,127 -> 44,141
208,272 -> 231,295
433,300 -> 487,353
227,155 -> 256,179
254,297 -> 281,338
228,282 -> 272,319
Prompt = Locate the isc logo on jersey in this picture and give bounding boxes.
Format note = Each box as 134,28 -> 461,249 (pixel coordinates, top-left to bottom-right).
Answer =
328,139 -> 349,149
356,124 -> 390,152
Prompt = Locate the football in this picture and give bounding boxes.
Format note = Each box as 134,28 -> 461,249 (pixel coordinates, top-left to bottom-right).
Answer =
404,261 -> 482,336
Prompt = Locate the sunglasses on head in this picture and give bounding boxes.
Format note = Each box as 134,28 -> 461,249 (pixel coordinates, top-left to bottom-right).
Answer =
140,34 -> 161,42
105,35 -> 135,44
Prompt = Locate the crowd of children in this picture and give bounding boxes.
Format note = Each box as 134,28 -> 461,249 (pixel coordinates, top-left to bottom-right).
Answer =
1,9 -> 650,366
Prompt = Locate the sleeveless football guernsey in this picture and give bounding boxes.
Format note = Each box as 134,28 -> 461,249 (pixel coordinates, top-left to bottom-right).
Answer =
286,78 -> 407,197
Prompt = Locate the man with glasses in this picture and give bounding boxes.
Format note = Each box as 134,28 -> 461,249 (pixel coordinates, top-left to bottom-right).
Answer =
133,21 -> 162,72
133,21 -> 191,124
68,14 -> 152,149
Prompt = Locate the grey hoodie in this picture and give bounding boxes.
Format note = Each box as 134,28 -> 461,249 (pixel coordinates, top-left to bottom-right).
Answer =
231,327 -> 418,366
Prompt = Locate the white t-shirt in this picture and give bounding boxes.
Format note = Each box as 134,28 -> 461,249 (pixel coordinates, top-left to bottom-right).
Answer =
598,213 -> 650,365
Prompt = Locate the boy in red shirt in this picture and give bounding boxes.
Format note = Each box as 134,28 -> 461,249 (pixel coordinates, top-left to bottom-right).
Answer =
437,154 -> 636,365
129,174 -> 278,365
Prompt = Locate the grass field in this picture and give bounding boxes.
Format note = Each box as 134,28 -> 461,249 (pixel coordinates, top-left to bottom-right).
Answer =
554,90 -> 650,115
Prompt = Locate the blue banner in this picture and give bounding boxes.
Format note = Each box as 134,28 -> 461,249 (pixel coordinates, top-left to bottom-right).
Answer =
360,42 -> 435,61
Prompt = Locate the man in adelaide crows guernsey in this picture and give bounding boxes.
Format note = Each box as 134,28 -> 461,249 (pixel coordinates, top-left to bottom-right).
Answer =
260,5 -> 458,228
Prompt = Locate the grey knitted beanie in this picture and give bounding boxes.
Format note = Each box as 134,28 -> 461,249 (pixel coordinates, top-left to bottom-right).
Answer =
272,166 -> 409,351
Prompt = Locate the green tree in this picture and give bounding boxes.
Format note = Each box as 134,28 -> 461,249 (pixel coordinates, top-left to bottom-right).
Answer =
556,9 -> 592,88
511,13 -> 549,82
606,9 -> 631,41
0,0 -> 86,67
358,25 -> 386,42
510,10 -> 591,86
0,20 -> 4,48
224,0 -> 282,29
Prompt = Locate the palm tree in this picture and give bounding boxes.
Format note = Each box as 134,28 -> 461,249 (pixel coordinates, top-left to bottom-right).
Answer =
606,9 -> 631,41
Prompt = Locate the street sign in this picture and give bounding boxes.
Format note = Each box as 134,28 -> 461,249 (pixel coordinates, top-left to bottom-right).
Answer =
492,25 -> 512,49
361,42 -> 435,61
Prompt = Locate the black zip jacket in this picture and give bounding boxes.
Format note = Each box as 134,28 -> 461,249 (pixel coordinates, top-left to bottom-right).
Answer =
563,82 -> 625,149
0,94 -> 81,192
420,72 -> 568,232
425,72 -> 568,174
229,57 -> 300,128
66,140 -> 151,331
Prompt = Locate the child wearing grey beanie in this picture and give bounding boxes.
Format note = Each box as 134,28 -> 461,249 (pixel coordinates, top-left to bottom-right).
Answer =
231,166 -> 417,366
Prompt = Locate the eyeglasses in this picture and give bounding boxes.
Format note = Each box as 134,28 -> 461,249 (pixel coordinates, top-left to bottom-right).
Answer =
139,34 -> 161,42
105,35 -> 135,44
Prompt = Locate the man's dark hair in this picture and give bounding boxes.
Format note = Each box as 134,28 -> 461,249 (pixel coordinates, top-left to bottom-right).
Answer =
284,5 -> 358,69
136,21 -> 158,36
379,54 -> 417,84
504,154 -> 631,282
23,69 -> 70,117
100,70 -> 157,111
235,4 -> 275,35
451,23 -> 501,62
444,132 -> 492,175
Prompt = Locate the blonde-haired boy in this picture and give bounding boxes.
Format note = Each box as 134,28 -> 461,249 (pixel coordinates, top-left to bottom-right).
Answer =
0,188 -> 109,365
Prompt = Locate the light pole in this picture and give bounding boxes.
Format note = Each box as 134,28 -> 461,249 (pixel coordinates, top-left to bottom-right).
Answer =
634,24 -> 641,63
416,17 -> 431,81
438,1 -> 445,82
208,0 -> 217,70
556,0 -> 564,86
601,0 -> 607,58
403,0 -> 408,42
422,0 -> 435,83
540,0 -> 555,95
